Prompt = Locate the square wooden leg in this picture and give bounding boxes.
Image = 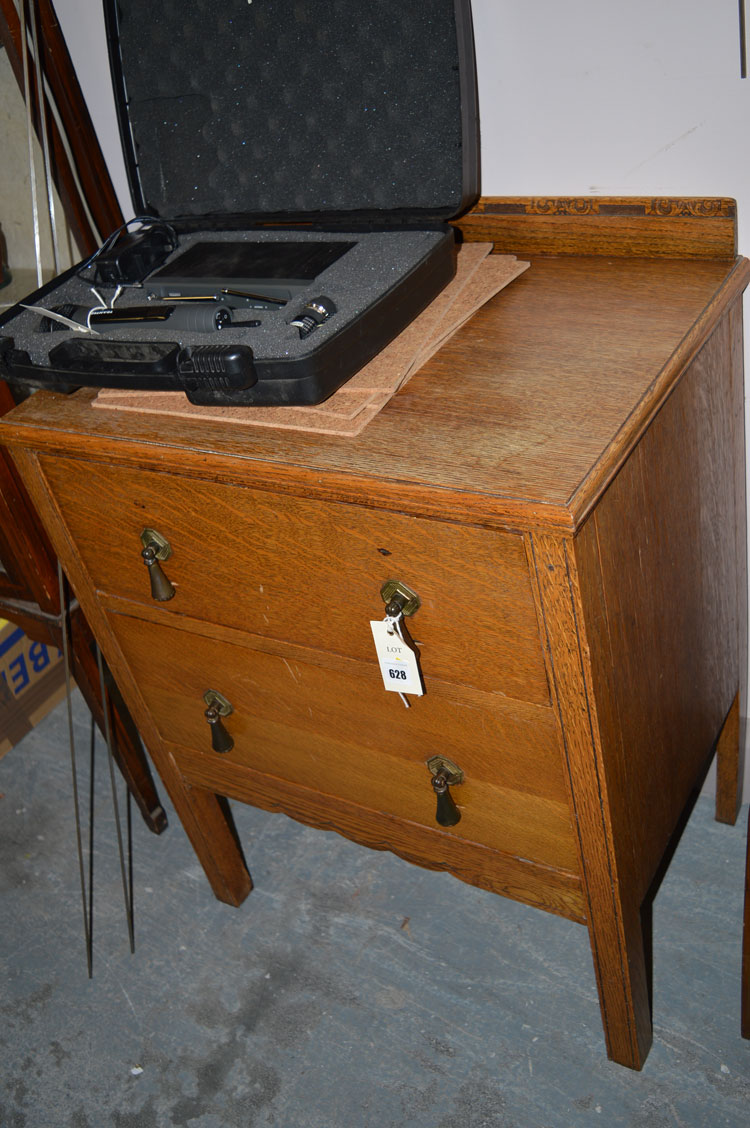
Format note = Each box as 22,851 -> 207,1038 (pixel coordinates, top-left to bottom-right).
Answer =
742,805 -> 750,1039
715,692 -> 745,826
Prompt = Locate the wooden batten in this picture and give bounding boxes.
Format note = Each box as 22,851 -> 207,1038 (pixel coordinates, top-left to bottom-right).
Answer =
456,197 -> 738,260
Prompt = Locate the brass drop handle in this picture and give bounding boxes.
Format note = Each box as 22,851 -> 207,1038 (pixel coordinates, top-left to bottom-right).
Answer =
140,528 -> 175,602
203,690 -> 234,754
427,755 -> 464,828
205,707 -> 234,754
432,770 -> 461,827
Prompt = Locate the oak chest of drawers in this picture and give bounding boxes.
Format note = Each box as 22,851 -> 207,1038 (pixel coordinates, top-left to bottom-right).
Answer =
3,198 -> 747,1070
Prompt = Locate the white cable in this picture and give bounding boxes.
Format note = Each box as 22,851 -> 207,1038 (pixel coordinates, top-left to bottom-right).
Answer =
18,0 -> 43,288
21,303 -> 99,333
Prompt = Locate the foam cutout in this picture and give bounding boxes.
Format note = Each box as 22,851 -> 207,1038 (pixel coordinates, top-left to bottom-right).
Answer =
9,228 -> 449,366
109,0 -> 474,219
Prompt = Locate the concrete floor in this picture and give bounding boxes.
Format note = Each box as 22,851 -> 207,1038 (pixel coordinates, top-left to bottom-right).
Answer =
1,689 -> 749,1127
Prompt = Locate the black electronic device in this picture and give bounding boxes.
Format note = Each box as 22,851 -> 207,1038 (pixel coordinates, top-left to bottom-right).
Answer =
0,0 -> 480,406
90,224 -> 176,285
40,303 -> 235,333
291,297 -> 337,339
146,241 -> 356,307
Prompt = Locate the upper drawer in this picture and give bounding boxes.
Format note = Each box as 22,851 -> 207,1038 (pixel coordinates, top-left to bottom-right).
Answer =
39,456 -> 549,703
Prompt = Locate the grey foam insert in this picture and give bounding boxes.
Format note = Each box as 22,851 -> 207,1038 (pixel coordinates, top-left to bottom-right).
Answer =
10,229 -> 449,365
109,0 -> 471,219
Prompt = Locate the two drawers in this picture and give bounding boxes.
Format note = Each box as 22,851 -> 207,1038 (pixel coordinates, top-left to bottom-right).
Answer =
41,456 -> 579,887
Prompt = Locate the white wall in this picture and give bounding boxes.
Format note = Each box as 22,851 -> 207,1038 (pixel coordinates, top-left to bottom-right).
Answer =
53,1 -> 750,227
0,49 -> 77,280
474,1 -> 749,206
52,0 -> 131,219
51,0 -> 750,800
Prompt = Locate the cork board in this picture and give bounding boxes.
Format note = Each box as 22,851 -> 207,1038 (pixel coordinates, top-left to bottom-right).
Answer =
93,246 -> 528,437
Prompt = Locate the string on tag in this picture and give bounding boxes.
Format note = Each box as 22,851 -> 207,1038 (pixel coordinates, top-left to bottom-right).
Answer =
384,608 -> 411,708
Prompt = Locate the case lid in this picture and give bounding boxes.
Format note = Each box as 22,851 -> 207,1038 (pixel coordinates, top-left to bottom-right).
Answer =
105,0 -> 479,227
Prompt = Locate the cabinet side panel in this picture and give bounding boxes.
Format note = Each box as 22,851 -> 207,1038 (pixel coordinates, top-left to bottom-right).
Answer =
529,532 -> 652,1069
575,306 -> 746,902
5,448 -> 253,907
730,298 -> 747,807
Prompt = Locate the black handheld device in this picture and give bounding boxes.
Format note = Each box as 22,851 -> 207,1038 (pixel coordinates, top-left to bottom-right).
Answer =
40,303 -> 234,333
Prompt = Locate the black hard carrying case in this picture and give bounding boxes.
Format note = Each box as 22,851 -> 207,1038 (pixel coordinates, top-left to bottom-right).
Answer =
0,0 -> 480,407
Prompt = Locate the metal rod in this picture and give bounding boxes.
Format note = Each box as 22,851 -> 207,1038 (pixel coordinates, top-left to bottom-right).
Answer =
57,561 -> 93,977
96,645 -> 135,954
27,0 -> 61,271
741,0 -> 747,78
127,791 -> 134,935
19,0 -> 43,287
88,713 -> 95,960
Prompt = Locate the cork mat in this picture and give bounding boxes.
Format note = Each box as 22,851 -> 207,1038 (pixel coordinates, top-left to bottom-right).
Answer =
93,245 -> 529,437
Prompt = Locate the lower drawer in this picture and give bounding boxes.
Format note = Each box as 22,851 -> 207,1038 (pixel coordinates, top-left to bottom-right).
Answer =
172,738 -> 586,922
108,611 -> 579,875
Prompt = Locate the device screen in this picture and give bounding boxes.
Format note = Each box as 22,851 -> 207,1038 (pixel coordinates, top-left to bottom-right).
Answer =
149,241 -> 355,284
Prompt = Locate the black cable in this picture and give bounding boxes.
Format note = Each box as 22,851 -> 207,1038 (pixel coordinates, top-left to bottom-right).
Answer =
75,216 -> 178,282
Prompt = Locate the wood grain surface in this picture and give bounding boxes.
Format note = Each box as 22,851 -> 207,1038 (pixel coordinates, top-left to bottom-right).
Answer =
716,693 -> 744,825
105,607 -> 577,872
457,197 -> 737,259
3,255 -> 748,534
7,446 -> 255,906
575,308 -> 746,905
38,455 -> 549,703
172,740 -> 586,923
529,532 -> 652,1070
0,383 -> 58,609
2,202 -> 746,1069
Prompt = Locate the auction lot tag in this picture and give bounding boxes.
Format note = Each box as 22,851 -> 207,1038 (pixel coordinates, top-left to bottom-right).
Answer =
370,619 -> 424,696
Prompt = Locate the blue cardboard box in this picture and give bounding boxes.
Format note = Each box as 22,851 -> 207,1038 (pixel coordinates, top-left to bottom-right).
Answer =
0,619 -> 65,758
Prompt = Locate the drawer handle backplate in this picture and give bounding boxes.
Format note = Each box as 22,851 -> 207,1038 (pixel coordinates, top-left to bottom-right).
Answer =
380,579 -> 421,619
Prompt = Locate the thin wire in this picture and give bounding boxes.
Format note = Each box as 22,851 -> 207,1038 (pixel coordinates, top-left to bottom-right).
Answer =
96,645 -> 135,953
57,561 -> 92,977
741,0 -> 747,78
88,712 -> 95,961
85,283 -> 124,329
127,791 -> 134,937
27,0 -> 60,271
19,0 -> 43,287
